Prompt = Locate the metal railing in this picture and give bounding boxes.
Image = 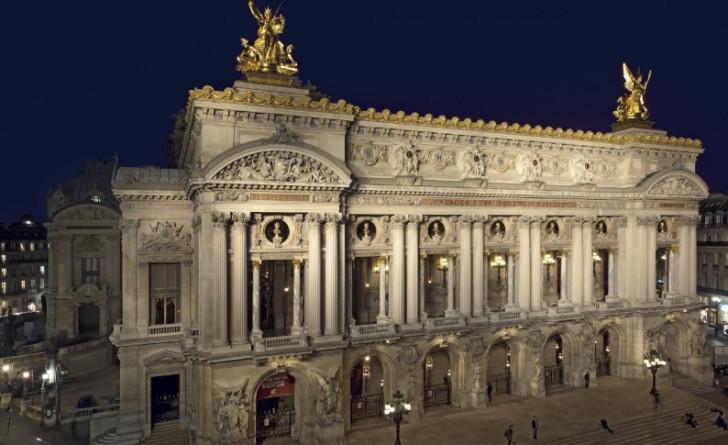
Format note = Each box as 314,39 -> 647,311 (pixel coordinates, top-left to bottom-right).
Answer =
60,403 -> 120,423
424,383 -> 451,408
544,365 -> 564,387
351,393 -> 384,421
255,410 -> 295,440
493,372 -> 511,394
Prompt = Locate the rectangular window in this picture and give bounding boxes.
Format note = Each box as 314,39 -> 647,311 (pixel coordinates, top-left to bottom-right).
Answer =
0,243 -> 4,251
39,278 -> 45,289
0,255 -> 5,264
18,243 -> 25,252
0,282 -> 5,294
20,280 -> 26,290
81,257 -> 101,287
0,269 -> 5,278
29,279 -> 35,289
29,243 -> 34,252
149,263 -> 180,325
39,265 -> 45,275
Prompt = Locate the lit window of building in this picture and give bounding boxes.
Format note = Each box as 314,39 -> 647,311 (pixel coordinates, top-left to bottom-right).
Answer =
0,282 -> 5,295
0,243 -> 4,251
0,269 -> 5,278
30,279 -> 35,289
39,266 -> 45,275
39,278 -> 45,289
0,255 -> 5,264
90,194 -> 102,203
19,243 -> 25,252
20,280 -> 26,290
29,243 -> 35,252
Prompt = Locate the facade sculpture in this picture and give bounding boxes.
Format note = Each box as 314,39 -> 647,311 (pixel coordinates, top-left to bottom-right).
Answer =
236,0 -> 298,77
613,62 -> 652,123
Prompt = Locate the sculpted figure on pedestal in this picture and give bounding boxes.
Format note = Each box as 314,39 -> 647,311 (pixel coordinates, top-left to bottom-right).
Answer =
236,1 -> 298,76
461,147 -> 486,179
613,62 -> 651,122
394,141 -> 420,176
215,379 -> 251,441
316,374 -> 342,425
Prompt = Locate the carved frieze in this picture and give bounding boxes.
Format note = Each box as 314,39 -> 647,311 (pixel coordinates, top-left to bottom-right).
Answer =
214,150 -> 342,185
519,152 -> 544,183
138,221 -> 192,254
393,140 -> 421,177
572,156 -> 595,184
486,152 -> 516,173
353,142 -> 388,166
427,147 -> 456,171
460,147 -> 487,179
647,175 -> 703,197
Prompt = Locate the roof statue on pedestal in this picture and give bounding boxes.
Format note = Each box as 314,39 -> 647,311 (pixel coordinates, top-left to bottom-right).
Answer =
236,0 -> 299,84
612,62 -> 653,129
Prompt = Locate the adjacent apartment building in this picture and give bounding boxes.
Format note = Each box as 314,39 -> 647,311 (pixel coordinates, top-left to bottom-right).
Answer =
0,215 -> 47,316
698,193 -> 728,332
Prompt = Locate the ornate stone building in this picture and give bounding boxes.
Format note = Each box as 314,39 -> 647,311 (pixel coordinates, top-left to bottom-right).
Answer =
106,6 -> 711,445
45,159 -> 122,341
698,193 -> 728,330
0,215 -> 47,316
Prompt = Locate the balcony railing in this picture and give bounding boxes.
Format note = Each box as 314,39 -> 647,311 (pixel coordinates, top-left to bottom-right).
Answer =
254,335 -> 308,353
424,316 -> 466,331
350,323 -> 396,338
492,311 -> 523,322
148,323 -> 183,337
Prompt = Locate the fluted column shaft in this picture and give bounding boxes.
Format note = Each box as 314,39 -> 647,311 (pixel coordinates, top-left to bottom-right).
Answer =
689,222 -> 697,298
506,252 -> 516,309
212,213 -> 228,346
530,220 -> 542,311
472,219 -> 485,317
230,215 -> 248,345
607,249 -> 615,300
560,251 -> 568,302
390,217 -> 406,323
324,215 -> 340,336
582,220 -> 593,306
678,223 -> 690,296
646,221 -> 657,302
377,257 -> 388,323
517,219 -> 531,310
571,220 -> 583,305
406,217 -> 420,324
306,215 -> 322,337
419,254 -> 426,318
445,255 -> 456,316
291,259 -> 303,335
459,218 -> 473,317
251,259 -> 262,338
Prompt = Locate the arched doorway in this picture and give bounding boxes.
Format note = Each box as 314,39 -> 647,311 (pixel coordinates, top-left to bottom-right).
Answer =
487,340 -> 513,396
543,334 -> 564,390
595,329 -> 611,376
350,356 -> 384,423
78,303 -> 100,337
423,347 -> 451,408
255,372 -> 296,443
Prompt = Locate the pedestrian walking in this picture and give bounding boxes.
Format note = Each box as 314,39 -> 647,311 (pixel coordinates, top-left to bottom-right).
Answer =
584,371 -> 590,389
600,417 -> 614,434
652,392 -> 661,410
487,382 -> 493,403
684,411 -> 698,428
504,424 -> 514,445
531,416 -> 539,439
712,408 -> 728,430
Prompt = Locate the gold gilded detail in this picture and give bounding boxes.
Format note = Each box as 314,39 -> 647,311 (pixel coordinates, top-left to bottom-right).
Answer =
236,1 -> 298,77
188,85 -> 358,114
613,63 -> 651,122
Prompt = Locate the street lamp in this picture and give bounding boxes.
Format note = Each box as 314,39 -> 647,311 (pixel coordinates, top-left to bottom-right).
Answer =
384,390 -> 411,445
644,349 -> 667,395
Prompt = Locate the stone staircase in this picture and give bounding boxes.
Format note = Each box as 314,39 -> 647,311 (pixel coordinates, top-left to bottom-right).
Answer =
141,421 -> 190,445
93,429 -> 118,445
671,372 -> 716,395
544,402 -> 727,445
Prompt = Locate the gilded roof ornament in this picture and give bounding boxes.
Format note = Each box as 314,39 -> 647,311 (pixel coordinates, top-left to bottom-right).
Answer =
613,62 -> 652,125
236,1 -> 298,83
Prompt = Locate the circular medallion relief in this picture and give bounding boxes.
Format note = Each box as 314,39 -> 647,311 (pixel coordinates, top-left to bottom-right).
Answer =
265,219 -> 290,244
356,221 -> 376,241
545,220 -> 559,237
596,220 -> 607,235
428,221 -> 446,239
490,220 -> 506,238
657,219 -> 668,234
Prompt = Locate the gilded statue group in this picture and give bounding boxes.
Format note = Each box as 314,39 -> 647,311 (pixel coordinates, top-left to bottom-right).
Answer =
613,62 -> 652,122
236,0 -> 298,76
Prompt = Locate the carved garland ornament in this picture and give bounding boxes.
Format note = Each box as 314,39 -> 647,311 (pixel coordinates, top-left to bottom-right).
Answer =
214,150 -> 342,185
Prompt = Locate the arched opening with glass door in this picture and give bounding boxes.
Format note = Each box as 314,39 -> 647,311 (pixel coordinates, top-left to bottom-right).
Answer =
423,346 -> 451,409
487,340 -> 514,396
595,329 -> 612,376
350,355 -> 384,423
543,334 -> 565,391
255,372 -> 296,444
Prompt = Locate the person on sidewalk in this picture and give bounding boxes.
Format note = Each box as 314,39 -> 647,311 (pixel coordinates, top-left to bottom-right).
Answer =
487,382 -> 493,403
531,416 -> 538,439
584,371 -> 590,389
684,411 -> 698,428
600,417 -> 614,434
504,424 -> 514,445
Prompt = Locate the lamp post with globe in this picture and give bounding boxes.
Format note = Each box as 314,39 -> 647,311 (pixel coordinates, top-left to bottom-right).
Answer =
644,349 -> 667,395
384,390 -> 411,445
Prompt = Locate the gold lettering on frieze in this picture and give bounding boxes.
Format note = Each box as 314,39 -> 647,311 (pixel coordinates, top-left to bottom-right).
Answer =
249,193 -> 310,202
419,198 -> 577,208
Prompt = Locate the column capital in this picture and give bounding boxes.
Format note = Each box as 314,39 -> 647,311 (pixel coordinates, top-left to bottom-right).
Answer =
119,219 -> 140,235
391,214 -> 408,225
251,257 -> 262,268
517,216 -> 533,228
211,211 -> 229,228
324,213 -> 343,225
306,213 -> 325,224
406,214 -> 424,224
231,212 -> 250,226
419,253 -> 427,260
615,216 -> 629,228
472,214 -> 489,223
638,216 -> 660,226
292,258 -> 304,266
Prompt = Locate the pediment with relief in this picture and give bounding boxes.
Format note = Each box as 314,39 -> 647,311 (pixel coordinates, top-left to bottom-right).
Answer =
138,221 -> 192,255
213,149 -> 345,185
644,171 -> 708,199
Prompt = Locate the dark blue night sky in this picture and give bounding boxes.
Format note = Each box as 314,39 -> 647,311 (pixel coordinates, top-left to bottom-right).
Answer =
1,0 -> 725,221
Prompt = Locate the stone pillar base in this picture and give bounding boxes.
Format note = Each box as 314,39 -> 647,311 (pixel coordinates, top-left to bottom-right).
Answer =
315,422 -> 345,445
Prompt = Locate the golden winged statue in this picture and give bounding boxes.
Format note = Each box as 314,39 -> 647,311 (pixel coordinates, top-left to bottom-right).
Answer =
613,62 -> 652,122
236,0 -> 298,77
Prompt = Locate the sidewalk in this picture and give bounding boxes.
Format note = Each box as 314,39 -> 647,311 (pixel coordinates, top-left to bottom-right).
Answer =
0,407 -> 84,445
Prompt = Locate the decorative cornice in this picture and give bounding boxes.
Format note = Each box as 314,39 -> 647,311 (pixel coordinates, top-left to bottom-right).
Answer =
188,86 -> 358,115
356,108 -> 701,149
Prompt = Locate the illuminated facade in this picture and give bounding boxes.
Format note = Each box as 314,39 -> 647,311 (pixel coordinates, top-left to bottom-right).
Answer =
105,6 -> 711,445
698,193 -> 728,330
0,215 -> 47,316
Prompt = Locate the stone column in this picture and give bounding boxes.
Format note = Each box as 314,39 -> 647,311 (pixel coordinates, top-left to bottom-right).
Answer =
506,251 -> 517,310
291,259 -> 303,336
445,255 -> 457,317
419,254 -> 427,319
517,218 -> 531,310
530,219 -> 542,311
582,219 -> 593,306
559,250 -> 568,303
230,214 -> 248,345
119,220 -> 139,332
212,212 -> 228,347
678,220 -> 691,297
251,259 -> 262,339
377,257 -> 389,323
324,214 -> 340,336
646,218 -> 657,302
459,217 -> 473,317
667,247 -> 679,296
606,249 -> 615,301
691,221 -> 698,295
616,217 -> 628,300
390,216 -> 406,324
571,219 -> 583,306
306,214 -> 322,337
406,216 -> 421,324
472,218 -> 485,317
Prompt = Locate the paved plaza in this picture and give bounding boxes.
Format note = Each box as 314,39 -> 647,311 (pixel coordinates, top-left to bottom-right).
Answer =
346,376 -> 728,445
